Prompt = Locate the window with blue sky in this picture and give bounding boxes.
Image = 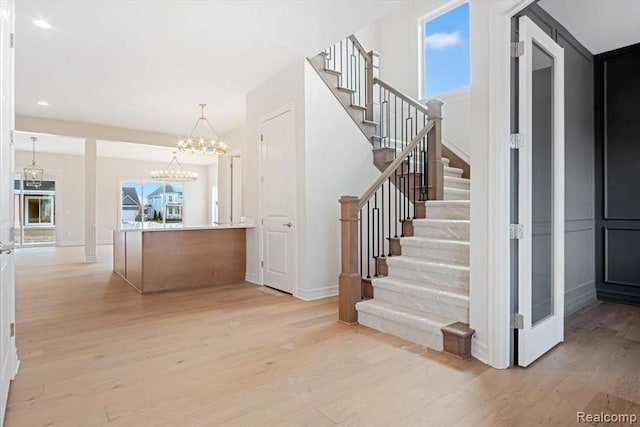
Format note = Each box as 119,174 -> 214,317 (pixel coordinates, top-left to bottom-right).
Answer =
423,2 -> 470,97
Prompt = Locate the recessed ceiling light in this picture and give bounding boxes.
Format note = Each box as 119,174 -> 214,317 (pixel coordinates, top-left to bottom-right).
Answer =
33,19 -> 53,29
37,101 -> 49,106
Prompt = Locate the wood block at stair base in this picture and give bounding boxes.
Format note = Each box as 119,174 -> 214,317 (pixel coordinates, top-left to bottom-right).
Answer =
387,237 -> 401,256
402,219 -> 414,237
415,201 -> 426,219
362,277 -> 373,299
376,256 -> 388,277
441,322 -> 475,359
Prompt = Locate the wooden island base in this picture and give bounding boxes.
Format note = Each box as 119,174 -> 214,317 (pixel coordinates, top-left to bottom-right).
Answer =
113,226 -> 248,293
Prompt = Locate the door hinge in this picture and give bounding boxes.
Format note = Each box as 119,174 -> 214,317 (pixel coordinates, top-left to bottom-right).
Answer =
510,223 -> 524,239
261,218 -> 264,225
511,313 -> 524,329
260,176 -> 264,184
511,41 -> 524,57
261,260 -> 264,267
510,133 -> 523,149
9,33 -> 14,49
10,322 -> 15,337
260,134 -> 263,142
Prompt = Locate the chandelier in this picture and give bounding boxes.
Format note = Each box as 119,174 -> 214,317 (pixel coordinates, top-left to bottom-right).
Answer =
177,103 -> 227,155
151,153 -> 198,182
24,136 -> 44,187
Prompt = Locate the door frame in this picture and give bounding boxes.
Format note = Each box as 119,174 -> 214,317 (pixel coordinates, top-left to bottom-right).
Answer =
516,15 -> 565,367
257,104 -> 297,296
1,0 -> 19,420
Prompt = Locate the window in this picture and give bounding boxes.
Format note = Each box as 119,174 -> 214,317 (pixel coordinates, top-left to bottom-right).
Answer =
14,177 -> 56,245
422,2 -> 470,98
121,181 -> 184,228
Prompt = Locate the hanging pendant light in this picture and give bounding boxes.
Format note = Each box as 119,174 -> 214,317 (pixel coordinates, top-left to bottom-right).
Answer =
177,103 -> 227,155
151,152 -> 198,183
24,136 -> 44,188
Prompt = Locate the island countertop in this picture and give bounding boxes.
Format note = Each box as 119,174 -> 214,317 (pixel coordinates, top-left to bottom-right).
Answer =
113,224 -> 250,294
117,221 -> 255,232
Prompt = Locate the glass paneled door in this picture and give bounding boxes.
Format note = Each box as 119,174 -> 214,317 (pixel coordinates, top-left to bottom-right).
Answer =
516,16 -> 565,367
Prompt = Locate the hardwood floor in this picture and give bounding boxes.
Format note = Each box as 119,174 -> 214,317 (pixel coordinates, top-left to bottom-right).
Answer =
5,246 -> 640,426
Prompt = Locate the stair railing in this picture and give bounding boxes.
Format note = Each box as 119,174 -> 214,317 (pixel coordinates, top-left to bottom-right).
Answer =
324,35 -> 370,113
339,114 -> 442,324
323,34 -> 446,324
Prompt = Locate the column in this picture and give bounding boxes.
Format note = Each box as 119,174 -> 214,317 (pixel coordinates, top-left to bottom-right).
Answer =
84,138 -> 97,263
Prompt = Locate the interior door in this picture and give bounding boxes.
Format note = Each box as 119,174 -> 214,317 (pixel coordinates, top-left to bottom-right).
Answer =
0,0 -> 17,421
517,16 -> 565,367
260,109 -> 295,294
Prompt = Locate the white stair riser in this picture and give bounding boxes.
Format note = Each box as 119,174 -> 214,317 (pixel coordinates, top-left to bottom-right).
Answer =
374,287 -> 469,323
425,205 -> 470,220
357,311 -> 444,351
444,177 -> 470,190
444,188 -> 470,201
413,221 -> 469,240
445,167 -> 464,178
401,240 -> 469,265
386,263 -> 469,293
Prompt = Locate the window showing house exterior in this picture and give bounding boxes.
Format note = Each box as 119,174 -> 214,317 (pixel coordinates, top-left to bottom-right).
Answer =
422,2 -> 470,98
121,181 -> 183,228
14,177 -> 56,245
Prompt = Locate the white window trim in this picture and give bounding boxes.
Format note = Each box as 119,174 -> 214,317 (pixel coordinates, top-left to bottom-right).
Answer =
417,0 -> 470,100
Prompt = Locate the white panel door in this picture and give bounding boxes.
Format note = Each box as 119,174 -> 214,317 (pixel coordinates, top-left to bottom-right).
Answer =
260,109 -> 295,294
0,0 -> 17,422
517,16 -> 565,367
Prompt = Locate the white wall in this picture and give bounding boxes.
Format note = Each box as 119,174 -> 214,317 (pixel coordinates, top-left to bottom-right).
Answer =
16,149 -> 212,246
245,60 -> 307,285
355,0 -> 472,160
243,59 -> 384,299
15,151 -> 85,246
302,61 -> 382,300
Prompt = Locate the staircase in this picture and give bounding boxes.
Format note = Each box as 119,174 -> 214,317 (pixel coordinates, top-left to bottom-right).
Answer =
356,200 -> 470,351
310,35 -> 473,357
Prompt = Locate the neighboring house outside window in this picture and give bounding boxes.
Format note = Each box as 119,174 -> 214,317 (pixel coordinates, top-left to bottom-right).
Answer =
421,2 -> 470,98
121,186 -> 142,222
121,182 -> 183,227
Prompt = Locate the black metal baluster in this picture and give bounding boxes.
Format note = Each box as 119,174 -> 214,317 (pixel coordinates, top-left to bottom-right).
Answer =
359,208 -> 363,278
373,192 -> 379,277
388,176 -> 392,255
366,200 -> 370,279
381,183 -> 385,262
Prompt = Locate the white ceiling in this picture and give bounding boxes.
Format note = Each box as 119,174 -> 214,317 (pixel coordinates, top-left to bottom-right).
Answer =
16,0 -> 408,136
539,0 -> 640,55
14,131 -> 217,165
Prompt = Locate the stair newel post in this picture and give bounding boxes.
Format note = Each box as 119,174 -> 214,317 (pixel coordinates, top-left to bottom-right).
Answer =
366,51 -> 380,125
339,195 -> 362,324
426,98 -> 445,200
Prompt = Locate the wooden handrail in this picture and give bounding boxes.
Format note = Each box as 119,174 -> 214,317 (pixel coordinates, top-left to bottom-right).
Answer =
373,77 -> 429,115
348,35 -> 369,61
358,120 -> 434,209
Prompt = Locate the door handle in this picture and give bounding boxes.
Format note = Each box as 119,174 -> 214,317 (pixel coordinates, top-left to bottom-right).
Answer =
282,222 -> 293,228
0,242 -> 14,255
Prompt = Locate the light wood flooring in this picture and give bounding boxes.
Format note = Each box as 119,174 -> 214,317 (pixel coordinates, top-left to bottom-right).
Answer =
5,246 -> 640,426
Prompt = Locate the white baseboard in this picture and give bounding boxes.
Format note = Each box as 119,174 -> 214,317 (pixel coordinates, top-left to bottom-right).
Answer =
245,272 -> 260,285
565,280 -> 597,316
471,338 -> 490,366
296,285 -> 338,301
56,241 -> 84,247
83,255 -> 97,263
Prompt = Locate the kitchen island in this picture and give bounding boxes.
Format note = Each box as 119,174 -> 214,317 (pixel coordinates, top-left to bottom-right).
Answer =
113,223 -> 254,293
